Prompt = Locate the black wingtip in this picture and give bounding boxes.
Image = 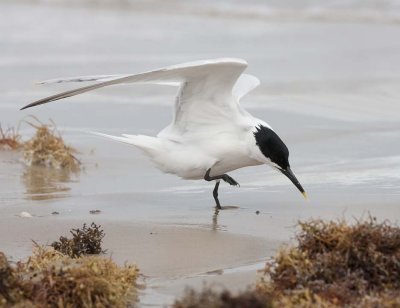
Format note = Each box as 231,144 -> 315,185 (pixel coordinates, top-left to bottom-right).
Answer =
20,99 -> 49,110
20,104 -> 32,111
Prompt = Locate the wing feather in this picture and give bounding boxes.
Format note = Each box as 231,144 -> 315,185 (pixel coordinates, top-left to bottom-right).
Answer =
37,75 -> 127,84
38,75 -> 180,86
22,58 -> 247,110
232,74 -> 260,101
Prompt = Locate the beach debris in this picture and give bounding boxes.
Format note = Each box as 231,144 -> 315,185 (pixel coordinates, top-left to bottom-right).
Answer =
174,217 -> 400,307
23,118 -> 80,172
17,211 -> 33,218
255,210 -> 260,215
0,124 -> 22,150
51,222 -> 106,258
0,245 -> 138,307
51,211 -> 59,215
89,209 -> 102,214
257,216 -> 400,307
2,118 -> 81,173
0,252 -> 22,304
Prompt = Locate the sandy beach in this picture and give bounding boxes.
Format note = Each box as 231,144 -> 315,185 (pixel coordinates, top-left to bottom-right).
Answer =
1,1 -> 400,306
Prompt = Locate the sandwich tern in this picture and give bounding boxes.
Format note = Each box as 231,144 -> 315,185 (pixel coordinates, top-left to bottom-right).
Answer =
21,58 -> 307,209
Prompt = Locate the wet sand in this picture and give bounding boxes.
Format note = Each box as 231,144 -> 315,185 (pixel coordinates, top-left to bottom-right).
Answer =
0,210 -> 277,305
1,1 -> 400,306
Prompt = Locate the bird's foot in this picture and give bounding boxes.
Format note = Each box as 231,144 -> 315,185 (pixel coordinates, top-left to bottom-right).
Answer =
204,168 -> 240,187
222,174 -> 240,186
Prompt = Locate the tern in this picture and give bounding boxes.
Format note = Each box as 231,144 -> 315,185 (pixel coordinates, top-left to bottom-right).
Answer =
21,58 -> 307,209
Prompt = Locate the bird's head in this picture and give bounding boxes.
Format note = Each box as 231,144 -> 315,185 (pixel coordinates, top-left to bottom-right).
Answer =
253,125 -> 307,199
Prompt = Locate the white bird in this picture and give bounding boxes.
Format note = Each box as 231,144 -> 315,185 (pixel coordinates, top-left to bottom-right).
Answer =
21,58 -> 307,209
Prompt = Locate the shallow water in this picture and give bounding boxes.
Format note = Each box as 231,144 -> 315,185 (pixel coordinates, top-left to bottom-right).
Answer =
1,1 -> 400,305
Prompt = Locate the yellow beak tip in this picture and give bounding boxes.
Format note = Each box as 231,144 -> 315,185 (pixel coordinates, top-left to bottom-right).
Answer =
302,192 -> 308,200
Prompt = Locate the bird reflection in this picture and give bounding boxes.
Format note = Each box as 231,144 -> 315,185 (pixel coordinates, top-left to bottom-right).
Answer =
211,205 -> 239,231
212,207 -> 220,231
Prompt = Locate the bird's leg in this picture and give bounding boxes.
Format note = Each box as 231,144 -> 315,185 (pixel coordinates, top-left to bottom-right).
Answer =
213,180 -> 221,209
204,168 -> 240,209
204,168 -> 240,186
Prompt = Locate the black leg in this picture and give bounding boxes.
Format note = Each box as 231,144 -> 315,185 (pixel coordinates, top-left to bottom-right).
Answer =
213,181 -> 221,209
204,168 -> 240,209
204,168 -> 240,186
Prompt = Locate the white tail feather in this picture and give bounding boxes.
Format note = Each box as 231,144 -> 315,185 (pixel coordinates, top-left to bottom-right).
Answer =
91,132 -> 161,151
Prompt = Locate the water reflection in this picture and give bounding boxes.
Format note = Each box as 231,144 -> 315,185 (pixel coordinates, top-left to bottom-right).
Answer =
22,165 -> 79,200
212,208 -> 219,231
212,206 -> 239,231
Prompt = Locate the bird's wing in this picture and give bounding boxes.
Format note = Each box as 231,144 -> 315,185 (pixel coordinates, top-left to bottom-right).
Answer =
37,72 -> 259,99
22,58 -> 257,135
36,74 -> 260,101
22,57 -> 246,106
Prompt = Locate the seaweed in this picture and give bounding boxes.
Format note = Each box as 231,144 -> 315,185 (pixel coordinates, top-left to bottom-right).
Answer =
0,246 -> 138,307
1,118 -> 81,171
175,217 -> 400,308
23,118 -> 80,172
0,252 -> 24,305
51,223 -> 106,258
0,124 -> 22,150
257,216 -> 400,306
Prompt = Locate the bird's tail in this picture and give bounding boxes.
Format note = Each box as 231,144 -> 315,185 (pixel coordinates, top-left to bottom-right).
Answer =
91,132 -> 161,153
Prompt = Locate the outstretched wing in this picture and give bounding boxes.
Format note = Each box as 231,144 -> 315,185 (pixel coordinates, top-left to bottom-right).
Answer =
22,58 -> 258,133
37,72 -> 260,98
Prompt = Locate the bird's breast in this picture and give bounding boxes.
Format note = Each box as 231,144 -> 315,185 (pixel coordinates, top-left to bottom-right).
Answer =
151,127 -> 263,179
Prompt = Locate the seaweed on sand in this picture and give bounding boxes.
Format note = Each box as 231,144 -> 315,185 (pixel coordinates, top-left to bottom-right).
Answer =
51,223 -> 106,258
1,118 -> 81,172
0,124 -> 22,150
174,217 -> 400,308
23,118 -> 80,172
257,216 -> 400,306
0,245 -> 138,307
0,252 -> 24,305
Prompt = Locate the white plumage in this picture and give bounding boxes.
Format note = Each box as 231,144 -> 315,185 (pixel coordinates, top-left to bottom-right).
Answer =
22,58 -> 306,208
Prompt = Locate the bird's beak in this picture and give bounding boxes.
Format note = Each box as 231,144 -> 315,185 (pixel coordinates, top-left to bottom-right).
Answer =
280,167 -> 307,200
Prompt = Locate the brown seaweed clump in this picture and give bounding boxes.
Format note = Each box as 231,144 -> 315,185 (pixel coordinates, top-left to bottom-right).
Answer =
257,217 -> 400,307
0,246 -> 138,307
0,252 -> 25,305
174,217 -> 400,308
0,124 -> 22,150
23,121 -> 80,172
51,223 -> 106,258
